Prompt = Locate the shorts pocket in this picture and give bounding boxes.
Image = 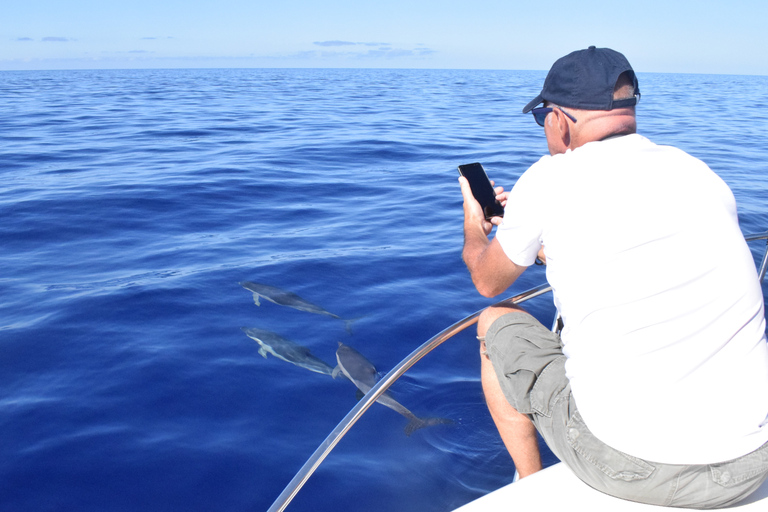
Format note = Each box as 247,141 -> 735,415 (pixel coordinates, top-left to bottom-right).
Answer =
566,411 -> 655,482
710,441 -> 768,488
530,355 -> 568,418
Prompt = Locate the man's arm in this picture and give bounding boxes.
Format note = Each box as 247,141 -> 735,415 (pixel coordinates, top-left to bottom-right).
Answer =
460,177 -> 526,297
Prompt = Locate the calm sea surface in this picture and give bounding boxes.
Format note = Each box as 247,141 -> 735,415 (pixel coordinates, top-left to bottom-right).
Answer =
1,68 -> 767,512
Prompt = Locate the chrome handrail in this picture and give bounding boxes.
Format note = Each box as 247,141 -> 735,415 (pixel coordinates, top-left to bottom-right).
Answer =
267,230 -> 768,512
266,282 -> 553,512
745,230 -> 768,283
745,230 -> 768,242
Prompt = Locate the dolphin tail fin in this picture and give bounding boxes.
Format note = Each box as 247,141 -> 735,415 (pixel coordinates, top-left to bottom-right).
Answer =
342,316 -> 364,335
404,416 -> 454,437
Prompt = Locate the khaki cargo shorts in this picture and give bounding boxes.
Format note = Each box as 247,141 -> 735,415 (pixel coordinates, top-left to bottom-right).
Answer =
484,311 -> 768,509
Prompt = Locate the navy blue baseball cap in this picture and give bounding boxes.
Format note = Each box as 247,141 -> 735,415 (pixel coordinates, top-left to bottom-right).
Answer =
522,46 -> 640,113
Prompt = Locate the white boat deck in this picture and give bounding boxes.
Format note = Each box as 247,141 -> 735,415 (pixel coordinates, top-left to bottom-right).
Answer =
454,462 -> 768,511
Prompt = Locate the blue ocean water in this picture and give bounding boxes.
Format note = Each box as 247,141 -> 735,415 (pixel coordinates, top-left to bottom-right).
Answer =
1,68 -> 766,512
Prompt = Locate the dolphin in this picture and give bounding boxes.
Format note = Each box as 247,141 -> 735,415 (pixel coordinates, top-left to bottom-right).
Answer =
333,342 -> 452,436
241,327 -> 336,376
239,281 -> 356,332
239,281 -> 340,317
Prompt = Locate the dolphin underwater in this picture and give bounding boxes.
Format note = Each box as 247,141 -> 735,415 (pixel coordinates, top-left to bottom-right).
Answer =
239,281 -> 355,332
241,327 -> 336,376
239,281 -> 341,317
333,342 -> 452,436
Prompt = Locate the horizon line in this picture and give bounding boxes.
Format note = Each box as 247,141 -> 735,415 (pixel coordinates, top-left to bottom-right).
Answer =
0,65 -> 765,77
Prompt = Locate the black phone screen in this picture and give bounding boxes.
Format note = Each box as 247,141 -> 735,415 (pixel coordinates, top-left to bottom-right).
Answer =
458,163 -> 504,219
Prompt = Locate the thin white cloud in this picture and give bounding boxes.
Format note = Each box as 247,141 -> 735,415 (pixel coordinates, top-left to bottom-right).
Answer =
16,37 -> 34,42
42,37 -> 70,42
314,40 -> 358,47
98,50 -> 156,55
361,48 -> 434,59
314,41 -> 390,48
293,44 -> 437,61
307,40 -> 434,60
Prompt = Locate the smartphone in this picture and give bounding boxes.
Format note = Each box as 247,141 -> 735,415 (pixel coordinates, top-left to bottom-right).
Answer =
458,163 -> 504,220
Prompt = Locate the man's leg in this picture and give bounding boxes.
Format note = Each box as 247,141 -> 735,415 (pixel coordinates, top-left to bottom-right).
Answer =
478,306 -> 543,478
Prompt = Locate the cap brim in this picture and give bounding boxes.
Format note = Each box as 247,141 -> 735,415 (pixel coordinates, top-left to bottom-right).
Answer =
522,95 -> 543,114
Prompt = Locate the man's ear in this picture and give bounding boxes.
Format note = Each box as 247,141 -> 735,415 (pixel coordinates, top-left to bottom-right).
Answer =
550,108 -> 571,150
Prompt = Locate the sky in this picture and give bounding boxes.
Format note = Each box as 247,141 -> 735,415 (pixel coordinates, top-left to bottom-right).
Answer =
2,0 -> 767,75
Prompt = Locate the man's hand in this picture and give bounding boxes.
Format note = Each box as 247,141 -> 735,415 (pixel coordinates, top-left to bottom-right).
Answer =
494,185 -> 509,222
459,177 -> 507,232
459,176 -> 525,297
459,176 -> 493,235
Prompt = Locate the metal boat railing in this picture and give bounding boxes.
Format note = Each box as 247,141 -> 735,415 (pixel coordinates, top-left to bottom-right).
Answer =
746,230 -> 768,283
267,231 -> 768,512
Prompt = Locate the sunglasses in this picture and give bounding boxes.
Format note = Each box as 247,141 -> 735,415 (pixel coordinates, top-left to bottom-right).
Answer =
531,106 -> 578,127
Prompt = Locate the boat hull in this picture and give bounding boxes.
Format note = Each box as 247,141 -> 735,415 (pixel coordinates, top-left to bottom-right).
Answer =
453,462 -> 768,511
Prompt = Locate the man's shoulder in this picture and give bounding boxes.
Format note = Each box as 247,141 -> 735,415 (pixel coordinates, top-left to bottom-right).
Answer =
618,133 -> 699,159
574,133 -> 708,169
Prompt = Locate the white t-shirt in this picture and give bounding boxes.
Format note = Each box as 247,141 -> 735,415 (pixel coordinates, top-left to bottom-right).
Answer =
495,133 -> 768,464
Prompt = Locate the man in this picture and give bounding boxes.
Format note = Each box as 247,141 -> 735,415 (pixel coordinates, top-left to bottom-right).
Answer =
459,46 -> 768,508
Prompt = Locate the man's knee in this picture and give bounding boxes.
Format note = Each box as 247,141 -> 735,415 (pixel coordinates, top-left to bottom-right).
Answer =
477,305 -> 527,339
